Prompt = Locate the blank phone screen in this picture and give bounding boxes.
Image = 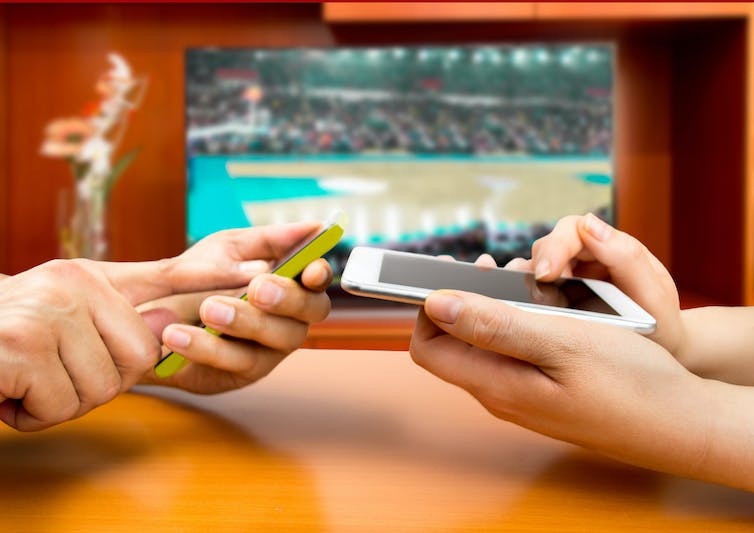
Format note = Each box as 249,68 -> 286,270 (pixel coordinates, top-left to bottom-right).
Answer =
379,254 -> 619,315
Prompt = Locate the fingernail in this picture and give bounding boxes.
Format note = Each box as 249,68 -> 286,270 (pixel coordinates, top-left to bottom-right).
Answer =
203,300 -> 236,325
239,260 -> 270,273
165,327 -> 191,349
426,292 -> 462,324
254,280 -> 283,306
534,258 -> 550,280
585,213 -> 612,242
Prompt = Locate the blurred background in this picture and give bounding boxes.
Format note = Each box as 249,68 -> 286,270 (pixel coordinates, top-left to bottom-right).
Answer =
0,3 -> 752,336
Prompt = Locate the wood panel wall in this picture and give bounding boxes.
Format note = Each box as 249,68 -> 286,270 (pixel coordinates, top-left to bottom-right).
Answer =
671,21 -> 746,305
0,5 -> 7,273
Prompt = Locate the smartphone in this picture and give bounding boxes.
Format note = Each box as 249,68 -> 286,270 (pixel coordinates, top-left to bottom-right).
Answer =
341,247 -> 656,334
154,212 -> 347,378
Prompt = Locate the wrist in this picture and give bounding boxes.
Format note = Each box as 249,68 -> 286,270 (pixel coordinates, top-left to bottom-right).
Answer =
672,309 -> 698,370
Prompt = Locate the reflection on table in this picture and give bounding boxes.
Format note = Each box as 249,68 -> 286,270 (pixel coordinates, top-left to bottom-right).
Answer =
1,349 -> 753,532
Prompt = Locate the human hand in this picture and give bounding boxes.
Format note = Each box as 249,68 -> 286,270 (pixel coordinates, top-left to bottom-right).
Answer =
505,214 -> 684,355
139,222 -> 333,394
410,289 -> 718,484
0,253 -> 258,431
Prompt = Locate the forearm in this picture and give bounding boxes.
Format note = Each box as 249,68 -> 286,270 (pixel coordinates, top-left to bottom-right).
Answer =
676,307 -> 754,384
593,373 -> 754,492
694,378 -> 754,491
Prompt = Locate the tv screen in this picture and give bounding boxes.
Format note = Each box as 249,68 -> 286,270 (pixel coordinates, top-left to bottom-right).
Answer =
185,45 -> 614,303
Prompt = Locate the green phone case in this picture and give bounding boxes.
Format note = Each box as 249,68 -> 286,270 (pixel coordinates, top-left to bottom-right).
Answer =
154,219 -> 345,378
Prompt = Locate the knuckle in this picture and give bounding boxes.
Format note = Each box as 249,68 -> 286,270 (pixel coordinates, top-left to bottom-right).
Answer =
57,395 -> 81,422
471,309 -> 511,348
281,324 -> 308,353
622,235 -> 646,262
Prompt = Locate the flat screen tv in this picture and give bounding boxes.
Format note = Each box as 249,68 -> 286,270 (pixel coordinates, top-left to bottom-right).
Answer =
185,44 -> 614,305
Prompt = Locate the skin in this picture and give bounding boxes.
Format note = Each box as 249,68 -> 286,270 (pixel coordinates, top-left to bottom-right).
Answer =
0,221 -> 331,431
410,213 -> 754,491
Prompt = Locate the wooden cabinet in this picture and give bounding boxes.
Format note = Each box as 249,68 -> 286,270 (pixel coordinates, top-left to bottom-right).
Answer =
0,3 -> 752,351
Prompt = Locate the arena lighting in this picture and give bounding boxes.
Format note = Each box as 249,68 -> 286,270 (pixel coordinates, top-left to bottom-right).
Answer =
392,48 -> 406,59
447,49 -> 461,62
536,49 -> 551,64
418,49 -> 430,62
473,51 -> 484,64
560,51 -> 575,66
586,49 -> 601,63
367,49 -> 381,61
490,50 -> 503,64
512,48 -> 529,66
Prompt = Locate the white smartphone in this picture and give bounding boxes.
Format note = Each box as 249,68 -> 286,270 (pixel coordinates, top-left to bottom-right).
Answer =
341,247 -> 656,334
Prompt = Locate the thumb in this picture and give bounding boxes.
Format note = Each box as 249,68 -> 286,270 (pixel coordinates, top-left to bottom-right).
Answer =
97,256 -> 269,306
423,289 -> 590,370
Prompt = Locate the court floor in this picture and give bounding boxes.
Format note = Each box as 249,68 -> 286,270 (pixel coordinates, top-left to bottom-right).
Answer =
217,156 -> 611,245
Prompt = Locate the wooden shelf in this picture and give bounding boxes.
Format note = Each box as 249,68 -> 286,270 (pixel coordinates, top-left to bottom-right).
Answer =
304,310 -> 416,350
323,2 -> 535,23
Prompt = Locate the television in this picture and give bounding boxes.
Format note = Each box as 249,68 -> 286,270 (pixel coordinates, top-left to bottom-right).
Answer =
185,44 -> 614,305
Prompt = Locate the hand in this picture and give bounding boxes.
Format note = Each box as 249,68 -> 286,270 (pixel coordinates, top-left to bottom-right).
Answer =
410,290 -> 727,486
0,253 -> 256,431
139,222 -> 333,394
506,213 -> 684,355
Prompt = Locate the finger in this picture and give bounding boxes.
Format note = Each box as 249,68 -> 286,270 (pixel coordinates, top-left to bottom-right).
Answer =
161,323 -> 288,379
245,274 -> 332,324
1,358 -> 80,432
198,295 -> 312,352
530,215 -> 595,281
102,256 -> 269,307
87,283 -> 164,388
575,214 -> 677,309
422,289 -> 619,371
207,221 -> 324,264
57,319 -> 123,417
411,307 -> 446,346
410,308 -> 555,405
503,257 -> 533,272
474,254 -> 497,268
105,222 -> 324,306
299,258 -> 333,292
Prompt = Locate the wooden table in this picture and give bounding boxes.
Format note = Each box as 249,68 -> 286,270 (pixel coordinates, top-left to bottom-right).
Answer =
1,349 -> 753,532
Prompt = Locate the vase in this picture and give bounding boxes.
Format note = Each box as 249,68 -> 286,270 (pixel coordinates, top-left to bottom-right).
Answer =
57,185 -> 110,261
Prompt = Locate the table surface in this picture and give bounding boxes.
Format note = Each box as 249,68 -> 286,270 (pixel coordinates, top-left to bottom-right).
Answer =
1,349 -> 753,532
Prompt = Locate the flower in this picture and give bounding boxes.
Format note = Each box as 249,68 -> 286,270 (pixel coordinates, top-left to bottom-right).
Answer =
41,52 -> 147,259
40,118 -> 95,158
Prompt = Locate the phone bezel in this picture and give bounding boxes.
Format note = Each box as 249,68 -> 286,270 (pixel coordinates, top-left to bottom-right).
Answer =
341,247 -> 656,334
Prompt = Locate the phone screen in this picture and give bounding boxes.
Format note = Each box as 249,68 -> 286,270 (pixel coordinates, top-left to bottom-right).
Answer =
379,253 -> 619,315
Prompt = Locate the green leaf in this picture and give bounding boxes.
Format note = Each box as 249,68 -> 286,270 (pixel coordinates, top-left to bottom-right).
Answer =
104,147 -> 141,199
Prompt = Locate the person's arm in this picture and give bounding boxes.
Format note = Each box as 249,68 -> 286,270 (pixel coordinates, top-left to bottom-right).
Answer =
676,307 -> 754,384
410,290 -> 754,492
